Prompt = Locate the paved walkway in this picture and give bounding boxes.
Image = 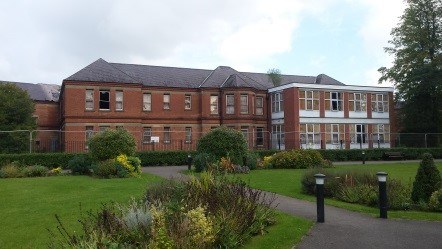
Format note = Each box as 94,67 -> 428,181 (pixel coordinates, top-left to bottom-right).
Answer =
143,166 -> 442,249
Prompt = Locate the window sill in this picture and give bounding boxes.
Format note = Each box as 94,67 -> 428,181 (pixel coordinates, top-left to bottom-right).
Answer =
85,109 -> 94,112
115,110 -> 124,112
99,109 -> 111,112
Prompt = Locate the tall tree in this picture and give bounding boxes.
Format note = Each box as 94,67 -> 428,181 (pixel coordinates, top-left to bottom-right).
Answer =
267,68 -> 282,86
0,83 -> 36,153
378,0 -> 442,145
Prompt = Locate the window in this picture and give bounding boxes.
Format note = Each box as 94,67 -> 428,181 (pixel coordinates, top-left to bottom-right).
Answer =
373,124 -> 390,144
99,90 -> 110,110
184,94 -> 191,110
99,126 -> 109,132
271,92 -> 283,113
350,124 -> 367,144
371,94 -> 389,113
256,127 -> 264,146
115,91 -> 123,111
116,126 -> 124,130
300,124 -> 320,145
349,93 -> 366,112
185,127 -> 192,143
163,94 -> 170,110
326,92 -> 343,111
163,127 -> 171,143
143,93 -> 152,111
272,125 -> 284,148
210,95 -> 218,114
85,126 -> 94,150
299,90 -> 319,110
142,127 -> 152,143
240,94 -> 248,114
241,126 -> 249,144
85,90 -> 94,110
326,124 -> 345,144
226,94 -> 234,114
256,96 -> 263,115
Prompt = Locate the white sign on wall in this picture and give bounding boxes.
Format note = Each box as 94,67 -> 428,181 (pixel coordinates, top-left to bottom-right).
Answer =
150,136 -> 160,143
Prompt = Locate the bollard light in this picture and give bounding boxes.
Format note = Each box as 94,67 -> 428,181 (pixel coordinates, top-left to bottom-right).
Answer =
362,151 -> 366,165
376,172 -> 388,219
314,173 -> 326,223
187,154 -> 192,171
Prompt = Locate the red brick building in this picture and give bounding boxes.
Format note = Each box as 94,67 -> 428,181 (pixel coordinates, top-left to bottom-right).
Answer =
5,58 -> 395,152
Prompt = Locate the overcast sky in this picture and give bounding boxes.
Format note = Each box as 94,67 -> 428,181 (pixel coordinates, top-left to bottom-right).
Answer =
0,0 -> 404,86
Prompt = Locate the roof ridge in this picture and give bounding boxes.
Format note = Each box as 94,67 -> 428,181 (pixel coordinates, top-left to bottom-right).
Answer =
110,62 -> 212,72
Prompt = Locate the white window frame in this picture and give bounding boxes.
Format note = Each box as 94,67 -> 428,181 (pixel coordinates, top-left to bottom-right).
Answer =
184,94 -> 191,110
85,90 -> 94,111
185,127 -> 192,143
272,124 -> 285,147
256,96 -> 263,115
210,95 -> 218,114
330,124 -> 340,144
143,127 -> 152,143
99,90 -> 110,110
115,91 -> 123,111
226,94 -> 235,114
272,92 -> 283,113
240,94 -> 248,114
143,93 -> 151,111
163,94 -> 170,110
329,92 -> 343,111
351,124 -> 367,144
351,93 -> 366,112
372,94 -> 389,113
300,124 -> 320,145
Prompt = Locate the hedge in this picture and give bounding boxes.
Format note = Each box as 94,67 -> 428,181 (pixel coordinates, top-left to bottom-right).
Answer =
1,148 -> 441,169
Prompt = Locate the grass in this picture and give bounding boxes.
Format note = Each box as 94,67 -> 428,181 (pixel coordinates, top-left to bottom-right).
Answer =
0,173 -> 162,248
234,162 -> 442,221
243,211 -> 313,249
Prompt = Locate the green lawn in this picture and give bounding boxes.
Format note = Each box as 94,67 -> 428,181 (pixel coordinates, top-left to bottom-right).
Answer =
234,162 -> 442,221
0,174 -> 162,248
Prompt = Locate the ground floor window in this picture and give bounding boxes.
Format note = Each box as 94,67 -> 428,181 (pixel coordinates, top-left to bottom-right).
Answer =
326,124 -> 345,144
350,124 -> 367,144
373,124 -> 390,144
256,127 -> 264,146
272,124 -> 284,148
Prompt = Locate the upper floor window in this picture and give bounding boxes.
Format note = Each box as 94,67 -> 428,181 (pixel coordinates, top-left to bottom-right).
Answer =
115,91 -> 123,111
371,94 -> 389,113
85,90 -> 94,111
163,94 -> 170,110
185,127 -> 192,143
272,92 -> 283,113
240,94 -> 248,114
99,90 -> 110,110
349,93 -> 366,112
326,92 -> 343,111
299,90 -> 319,110
142,127 -> 152,143
99,126 -> 110,132
226,94 -> 235,114
210,95 -> 218,114
184,94 -> 191,110
256,96 -> 263,115
143,93 -> 151,111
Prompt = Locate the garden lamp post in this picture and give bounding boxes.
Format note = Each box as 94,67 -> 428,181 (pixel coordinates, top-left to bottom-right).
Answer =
314,173 -> 326,223
362,151 -> 366,164
376,172 -> 388,219
187,154 -> 192,171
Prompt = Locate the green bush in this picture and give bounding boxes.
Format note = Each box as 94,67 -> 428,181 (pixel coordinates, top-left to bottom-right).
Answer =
136,151 -> 196,166
88,129 -> 136,161
196,127 -> 247,165
193,153 -> 214,173
0,153 -> 84,169
317,148 -> 442,161
93,159 -> 118,178
411,153 -> 442,203
22,165 -> 49,177
0,163 -> 22,178
428,189 -> 442,212
245,152 -> 259,170
68,155 -> 92,175
270,149 -> 325,169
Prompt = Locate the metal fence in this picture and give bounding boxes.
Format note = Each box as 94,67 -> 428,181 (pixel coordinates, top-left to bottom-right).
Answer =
0,130 -> 441,154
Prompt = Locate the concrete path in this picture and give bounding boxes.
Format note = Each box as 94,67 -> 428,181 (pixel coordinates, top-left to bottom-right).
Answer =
143,166 -> 442,249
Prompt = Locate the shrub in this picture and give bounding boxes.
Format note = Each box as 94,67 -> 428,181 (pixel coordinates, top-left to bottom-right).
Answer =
0,153 -> 84,169
270,149 -> 325,169
0,163 -> 22,178
48,167 -> 62,176
428,189 -> 442,212
411,153 -> 442,203
244,152 -> 259,170
115,154 -> 142,177
193,153 -> 214,173
196,127 -> 247,165
68,155 -> 92,175
22,165 -> 49,177
88,129 -> 136,161
94,159 -> 118,178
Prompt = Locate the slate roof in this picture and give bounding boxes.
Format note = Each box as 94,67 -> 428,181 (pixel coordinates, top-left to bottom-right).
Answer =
64,58 -> 346,90
0,81 -> 60,102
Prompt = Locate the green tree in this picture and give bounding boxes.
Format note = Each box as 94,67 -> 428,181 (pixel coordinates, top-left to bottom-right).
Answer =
267,68 -> 282,86
378,0 -> 442,146
411,153 -> 441,203
0,83 -> 36,153
88,129 -> 136,161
